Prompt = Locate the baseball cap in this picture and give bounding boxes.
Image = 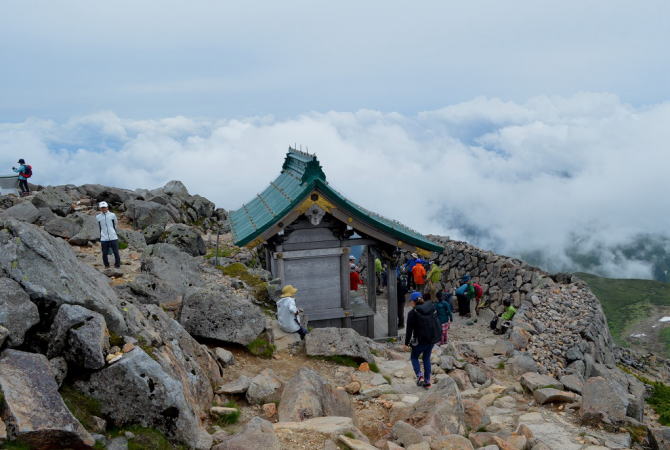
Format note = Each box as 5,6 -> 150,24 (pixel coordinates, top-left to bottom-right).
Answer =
409,291 -> 422,302
99,201 -> 109,208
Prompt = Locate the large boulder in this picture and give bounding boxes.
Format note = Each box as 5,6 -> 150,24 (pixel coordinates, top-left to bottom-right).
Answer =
403,375 -> 465,435
278,368 -> 352,422
31,187 -> 73,216
0,350 -> 94,448
179,288 -> 266,345
2,201 -> 40,223
47,305 -> 109,370
0,278 -> 39,347
74,348 -> 212,449
246,369 -> 283,405
79,184 -> 136,206
305,327 -> 375,364
44,216 -> 81,239
117,228 -> 147,251
68,213 -> 101,246
124,199 -> 172,229
580,376 -> 628,426
214,416 -> 280,450
161,224 -> 206,256
520,372 -> 564,392
0,217 -> 127,333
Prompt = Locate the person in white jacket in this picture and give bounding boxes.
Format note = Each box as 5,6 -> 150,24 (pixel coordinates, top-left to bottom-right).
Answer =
96,201 -> 121,269
276,285 -> 307,340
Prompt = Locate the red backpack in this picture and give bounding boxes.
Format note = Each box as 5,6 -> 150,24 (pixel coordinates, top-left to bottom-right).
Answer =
21,165 -> 33,178
473,283 -> 483,299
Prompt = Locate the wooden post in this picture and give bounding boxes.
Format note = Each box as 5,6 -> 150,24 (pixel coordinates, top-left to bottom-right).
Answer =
387,265 -> 398,337
366,247 -> 376,312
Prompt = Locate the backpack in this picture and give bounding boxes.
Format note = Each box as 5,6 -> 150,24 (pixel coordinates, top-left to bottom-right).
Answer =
414,305 -> 441,345
399,272 -> 409,289
473,283 -> 483,299
21,165 -> 32,178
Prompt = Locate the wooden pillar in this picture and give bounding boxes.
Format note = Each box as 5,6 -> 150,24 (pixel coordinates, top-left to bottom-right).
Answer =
387,264 -> 398,337
366,247 -> 376,312
341,247 -> 352,328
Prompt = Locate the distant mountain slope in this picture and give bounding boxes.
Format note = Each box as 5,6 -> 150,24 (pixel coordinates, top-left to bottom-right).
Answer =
575,272 -> 670,356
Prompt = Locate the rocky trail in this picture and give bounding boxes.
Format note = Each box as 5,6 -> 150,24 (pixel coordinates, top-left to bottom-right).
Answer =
0,182 -> 669,449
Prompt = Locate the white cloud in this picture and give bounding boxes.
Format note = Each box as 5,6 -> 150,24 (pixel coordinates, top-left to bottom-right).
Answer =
2,93 -> 669,278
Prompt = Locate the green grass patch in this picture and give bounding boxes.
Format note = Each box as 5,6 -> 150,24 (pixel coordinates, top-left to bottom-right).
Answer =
119,240 -> 129,250
1,441 -> 33,450
60,385 -> 103,431
369,362 -> 380,373
343,431 -> 355,439
383,375 -> 392,384
219,263 -> 264,288
108,331 -> 125,348
137,336 -> 158,361
496,361 -> 506,370
213,401 -> 241,426
110,426 -> 186,450
575,272 -> 670,344
206,246 -> 240,259
648,382 -> 670,426
246,337 -> 276,359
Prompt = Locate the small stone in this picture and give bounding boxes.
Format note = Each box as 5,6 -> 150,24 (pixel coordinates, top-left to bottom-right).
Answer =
358,362 -> 370,372
345,381 -> 361,394
122,343 -> 135,353
90,416 -> 107,433
210,406 -> 239,416
262,403 -> 277,418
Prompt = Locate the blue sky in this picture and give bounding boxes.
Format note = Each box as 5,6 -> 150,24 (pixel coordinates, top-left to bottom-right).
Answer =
1,1 -> 670,278
2,1 -> 669,120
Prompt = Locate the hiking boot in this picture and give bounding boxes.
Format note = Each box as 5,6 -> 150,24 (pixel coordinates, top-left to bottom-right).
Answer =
423,381 -> 432,389
416,376 -> 424,387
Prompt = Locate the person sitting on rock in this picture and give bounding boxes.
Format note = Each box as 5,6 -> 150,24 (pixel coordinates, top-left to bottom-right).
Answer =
276,285 -> 307,340
96,201 -> 121,269
490,299 -> 517,335
404,291 -> 441,388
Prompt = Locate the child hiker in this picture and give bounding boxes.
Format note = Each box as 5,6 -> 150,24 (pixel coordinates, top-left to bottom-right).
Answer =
435,291 -> 453,345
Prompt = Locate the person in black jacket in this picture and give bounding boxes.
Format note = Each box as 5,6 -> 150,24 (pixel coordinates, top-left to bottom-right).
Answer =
404,291 -> 441,388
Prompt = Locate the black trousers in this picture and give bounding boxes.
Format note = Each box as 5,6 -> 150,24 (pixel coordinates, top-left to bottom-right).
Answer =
101,240 -> 121,268
18,179 -> 29,193
456,294 -> 470,315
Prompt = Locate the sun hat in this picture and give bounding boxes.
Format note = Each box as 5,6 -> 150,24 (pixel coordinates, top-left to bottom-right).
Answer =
280,285 -> 298,298
99,201 -> 109,208
411,253 -> 418,259
409,291 -> 422,302
349,255 -> 356,260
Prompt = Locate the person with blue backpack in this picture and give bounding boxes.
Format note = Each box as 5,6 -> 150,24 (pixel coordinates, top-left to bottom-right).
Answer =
11,158 -> 32,196
404,291 -> 441,388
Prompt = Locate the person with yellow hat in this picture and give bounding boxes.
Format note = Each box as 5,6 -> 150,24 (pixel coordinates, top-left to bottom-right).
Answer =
276,285 -> 307,340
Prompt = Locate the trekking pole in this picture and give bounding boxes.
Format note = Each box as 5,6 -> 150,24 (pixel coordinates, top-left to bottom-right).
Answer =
214,227 -> 220,266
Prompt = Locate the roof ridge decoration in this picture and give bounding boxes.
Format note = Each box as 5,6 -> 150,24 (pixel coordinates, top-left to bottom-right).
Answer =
283,147 -> 327,185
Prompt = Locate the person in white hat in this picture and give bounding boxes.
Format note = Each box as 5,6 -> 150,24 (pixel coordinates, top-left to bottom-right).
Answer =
276,285 -> 307,339
96,201 -> 121,269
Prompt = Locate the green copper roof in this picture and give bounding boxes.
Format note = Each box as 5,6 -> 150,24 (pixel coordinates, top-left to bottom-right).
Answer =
230,148 -> 443,253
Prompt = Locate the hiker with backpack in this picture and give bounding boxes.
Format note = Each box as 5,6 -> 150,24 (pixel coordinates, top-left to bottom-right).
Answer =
397,266 -> 410,328
11,158 -> 32,196
426,261 -> 443,298
455,274 -> 474,316
435,291 -> 454,345
411,258 -> 427,294
404,291 -> 441,388
96,201 -> 121,269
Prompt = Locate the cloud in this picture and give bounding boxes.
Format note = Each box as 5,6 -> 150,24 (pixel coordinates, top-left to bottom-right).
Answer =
2,93 -> 670,279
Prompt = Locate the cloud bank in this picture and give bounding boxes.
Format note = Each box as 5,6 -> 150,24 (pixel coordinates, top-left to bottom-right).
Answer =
2,93 -> 669,279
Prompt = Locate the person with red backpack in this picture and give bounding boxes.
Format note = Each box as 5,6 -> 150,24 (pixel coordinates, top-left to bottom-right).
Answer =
11,158 -> 32,196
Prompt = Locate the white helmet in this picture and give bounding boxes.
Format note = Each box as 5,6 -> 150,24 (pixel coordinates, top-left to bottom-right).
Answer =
99,201 -> 109,208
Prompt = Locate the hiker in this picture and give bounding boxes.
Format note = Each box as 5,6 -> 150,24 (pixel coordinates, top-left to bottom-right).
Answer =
491,299 -> 516,335
396,266 -> 410,328
435,291 -> 453,345
411,258 -> 427,293
471,280 -> 484,319
426,261 -> 443,298
276,285 -> 308,339
405,253 -> 424,289
455,274 -> 474,317
349,263 -> 363,291
375,257 -> 383,294
11,158 -> 32,196
404,291 -> 441,388
96,201 -> 121,269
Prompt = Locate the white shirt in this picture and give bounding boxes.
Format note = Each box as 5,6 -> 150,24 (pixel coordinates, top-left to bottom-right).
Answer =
96,212 -> 119,242
276,296 -> 300,333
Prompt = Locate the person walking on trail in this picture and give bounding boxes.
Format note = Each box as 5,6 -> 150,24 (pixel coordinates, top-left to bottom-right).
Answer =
96,201 -> 121,269
349,264 -> 363,291
404,291 -> 441,388
11,159 -> 32,196
435,291 -> 453,345
276,285 -> 308,340
426,261 -> 443,298
471,280 -> 484,319
411,259 -> 427,293
455,274 -> 474,317
396,266 -> 409,328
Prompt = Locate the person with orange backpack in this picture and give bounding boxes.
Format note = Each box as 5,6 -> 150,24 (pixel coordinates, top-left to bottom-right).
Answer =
11,158 -> 32,196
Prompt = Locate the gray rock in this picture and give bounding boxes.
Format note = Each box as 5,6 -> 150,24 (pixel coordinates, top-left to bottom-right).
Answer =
246,369 -> 283,405
180,288 -> 266,345
465,363 -> 488,386
117,228 -> 148,251
74,347 -> 212,449
107,436 -> 129,450
214,347 -> 235,367
580,376 -> 628,426
213,416 -> 280,450
493,339 -> 515,356
0,278 -> 39,347
31,187 -> 74,216
305,327 -> 375,364
403,375 -> 465,435
565,345 -> 584,362
44,216 -> 81,239
48,357 -> 68,387
80,184 -> 136,206
68,213 -> 100,245
533,388 -> 579,405
216,376 -> 252,395
278,367 -> 352,422
0,217 -> 127,333
0,349 -> 94,448
188,194 -> 215,220
125,199 -> 172,229
161,180 -> 190,197
566,359 -> 586,378
392,421 -> 424,447
521,372 -> 564,392
161,224 -> 206,256
560,374 -> 584,394
0,325 -> 8,347
507,351 -> 539,376
649,426 -> 670,450
143,223 -> 165,245
48,304 -> 109,370
439,355 -> 456,372
2,201 -> 40,223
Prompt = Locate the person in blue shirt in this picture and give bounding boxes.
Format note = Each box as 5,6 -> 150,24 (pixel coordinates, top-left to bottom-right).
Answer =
435,291 -> 453,345
11,158 -> 30,196
455,274 -> 474,317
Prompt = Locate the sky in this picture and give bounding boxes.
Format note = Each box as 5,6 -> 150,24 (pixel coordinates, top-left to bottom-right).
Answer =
1,1 -> 669,278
